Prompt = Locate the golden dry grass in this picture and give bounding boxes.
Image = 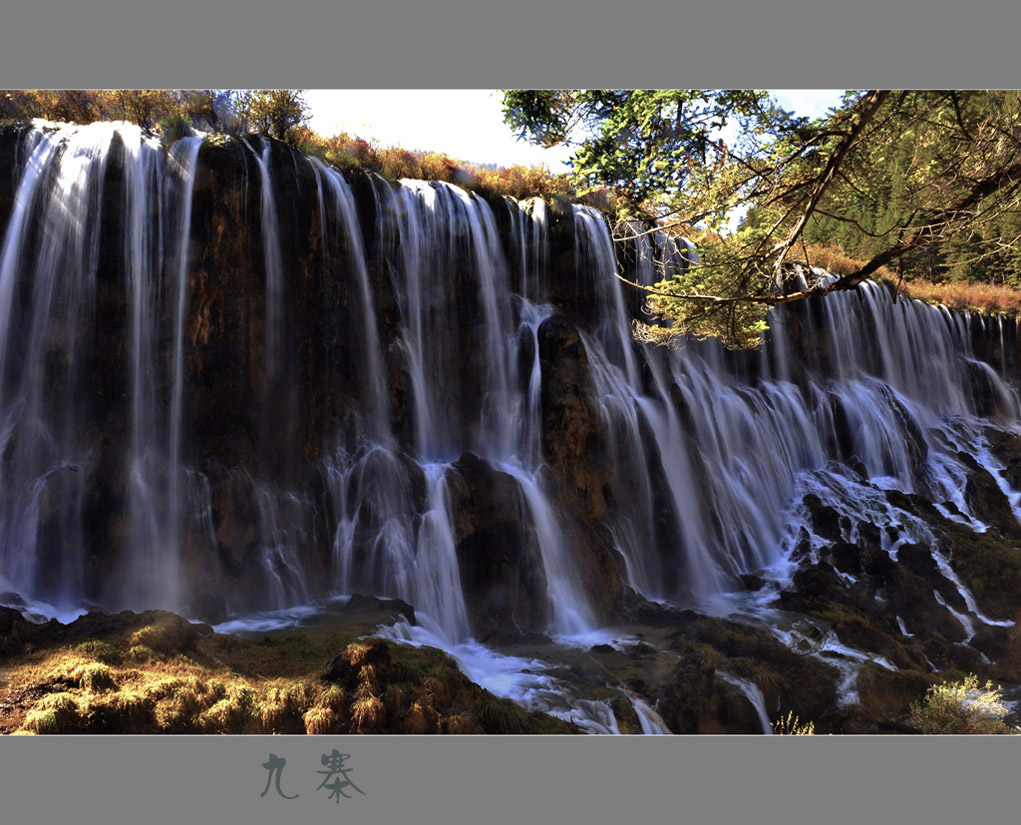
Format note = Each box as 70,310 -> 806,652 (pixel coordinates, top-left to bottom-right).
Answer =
0,617 -> 572,735
898,279 -> 1021,317
794,243 -> 1021,317
793,244 -> 899,282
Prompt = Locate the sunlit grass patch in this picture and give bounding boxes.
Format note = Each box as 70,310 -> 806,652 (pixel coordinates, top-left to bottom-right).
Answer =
2,610 -> 573,735
909,674 -> 1018,734
22,693 -> 83,734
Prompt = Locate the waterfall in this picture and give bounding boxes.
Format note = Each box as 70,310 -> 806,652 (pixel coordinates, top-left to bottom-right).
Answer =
1,121 -> 1019,668
0,123 -> 206,611
717,672 -> 774,734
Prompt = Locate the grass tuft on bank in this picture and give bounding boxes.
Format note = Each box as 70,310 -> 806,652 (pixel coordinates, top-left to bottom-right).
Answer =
0,609 -> 572,735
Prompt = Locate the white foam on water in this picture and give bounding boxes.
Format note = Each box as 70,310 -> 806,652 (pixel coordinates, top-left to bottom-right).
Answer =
212,602 -> 323,635
631,698 -> 671,735
717,671 -> 774,734
377,619 -> 624,734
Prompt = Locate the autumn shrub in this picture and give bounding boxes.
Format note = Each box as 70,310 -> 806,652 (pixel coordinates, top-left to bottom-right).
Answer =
303,706 -> 338,735
898,278 -> 1021,317
908,674 -> 1017,734
350,694 -> 385,733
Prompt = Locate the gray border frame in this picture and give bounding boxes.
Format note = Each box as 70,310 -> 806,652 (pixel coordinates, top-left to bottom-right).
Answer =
3,0 -> 1020,822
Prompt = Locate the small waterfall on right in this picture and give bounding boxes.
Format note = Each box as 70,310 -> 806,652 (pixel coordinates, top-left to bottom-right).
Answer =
570,212 -> 1021,617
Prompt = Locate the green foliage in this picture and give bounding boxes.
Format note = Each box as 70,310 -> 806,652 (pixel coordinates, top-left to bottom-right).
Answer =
506,89 -> 1021,346
645,234 -> 771,350
158,113 -> 191,148
798,91 -> 1021,284
504,90 -> 797,221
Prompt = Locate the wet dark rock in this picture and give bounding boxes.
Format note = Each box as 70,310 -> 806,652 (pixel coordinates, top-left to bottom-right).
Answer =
655,610 -> 840,731
609,696 -> 643,734
958,451 -> 1021,537
3,609 -> 203,655
984,426 -> 1021,490
971,625 -> 1012,660
826,541 -> 862,575
0,592 -> 26,607
449,452 -> 548,639
0,123 -> 29,230
739,574 -> 765,591
188,592 -> 228,626
801,494 -> 843,542
622,594 -> 690,628
790,528 -> 814,562
854,662 -> 934,722
966,360 -> 1005,417
939,500 -> 967,519
896,542 -> 941,579
848,458 -> 869,482
792,562 -> 842,598
345,593 -> 416,626
936,517 -> 1021,620
0,606 -> 26,638
537,313 -> 613,525
857,522 -> 883,554
863,548 -> 897,581
535,314 -> 628,621
655,649 -> 724,734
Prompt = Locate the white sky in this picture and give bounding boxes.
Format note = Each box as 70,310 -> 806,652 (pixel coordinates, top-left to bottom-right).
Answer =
304,89 -> 846,170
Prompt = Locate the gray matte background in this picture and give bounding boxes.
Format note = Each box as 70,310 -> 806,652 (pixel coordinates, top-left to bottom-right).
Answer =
3,0 -> 1020,822
3,735 -> 1018,822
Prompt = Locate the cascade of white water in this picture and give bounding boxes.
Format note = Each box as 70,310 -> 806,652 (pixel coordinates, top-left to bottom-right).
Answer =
122,126 -> 171,609
240,138 -> 285,394
310,159 -> 389,434
345,176 -> 597,641
161,135 -> 203,610
0,124 -> 90,601
717,672 -> 774,734
0,124 -> 209,611
569,206 -> 1021,614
